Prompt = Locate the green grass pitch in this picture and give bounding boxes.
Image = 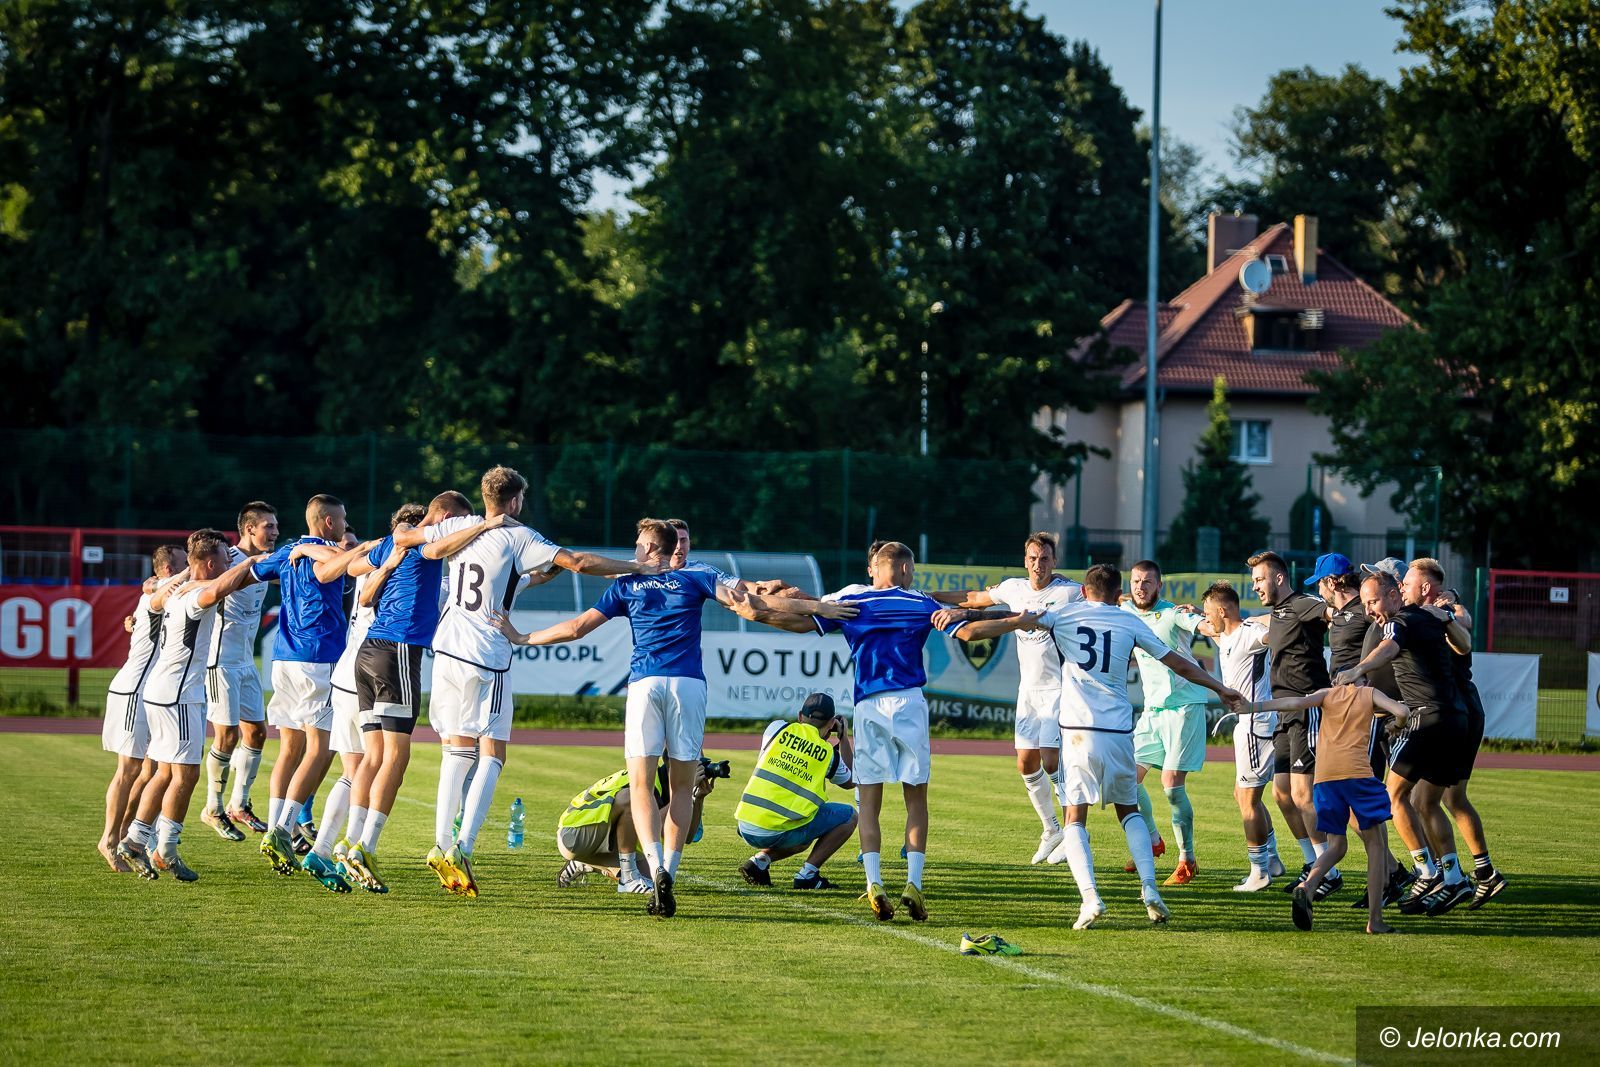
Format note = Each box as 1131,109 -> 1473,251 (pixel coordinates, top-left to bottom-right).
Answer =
1,732 -> 1595,1065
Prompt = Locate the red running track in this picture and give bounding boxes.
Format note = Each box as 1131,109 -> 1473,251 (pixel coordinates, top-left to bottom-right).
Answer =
3,716 -> 1596,771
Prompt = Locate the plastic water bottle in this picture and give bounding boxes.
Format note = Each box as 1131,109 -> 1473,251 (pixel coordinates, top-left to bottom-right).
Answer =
506,797 -> 525,849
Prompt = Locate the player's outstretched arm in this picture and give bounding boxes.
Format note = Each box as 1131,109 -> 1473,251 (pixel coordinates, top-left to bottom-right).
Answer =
416,513 -> 517,560
715,585 -> 858,620
148,568 -> 192,612
490,608 -> 607,646
313,540 -> 382,584
727,591 -> 824,634
197,556 -> 264,609
553,548 -> 663,578
948,610 -> 1036,641
1158,649 -> 1245,709
1240,688 -> 1331,715
359,542 -> 409,607
1369,690 -> 1412,723
1333,639 -> 1398,686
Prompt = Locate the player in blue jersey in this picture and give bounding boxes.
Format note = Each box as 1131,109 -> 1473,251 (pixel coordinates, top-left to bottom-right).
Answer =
228,495 -> 378,875
335,491 -> 472,891
494,518 -> 856,918
737,541 -> 1034,924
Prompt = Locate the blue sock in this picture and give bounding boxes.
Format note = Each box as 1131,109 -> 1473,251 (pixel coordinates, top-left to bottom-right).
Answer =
298,792 -> 316,824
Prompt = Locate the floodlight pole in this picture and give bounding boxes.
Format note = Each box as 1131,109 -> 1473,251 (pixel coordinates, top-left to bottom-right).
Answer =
1140,0 -> 1163,561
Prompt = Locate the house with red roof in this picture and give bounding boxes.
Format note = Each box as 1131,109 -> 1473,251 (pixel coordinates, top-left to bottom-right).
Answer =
1034,213 -> 1423,566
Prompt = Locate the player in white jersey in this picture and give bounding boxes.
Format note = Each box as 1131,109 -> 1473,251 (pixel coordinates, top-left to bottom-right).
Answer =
391,464 -> 661,897
1199,581 -> 1287,891
200,501 -> 279,839
1026,564 -> 1243,929
115,530 -> 260,881
933,532 -> 1082,863
99,544 -> 187,871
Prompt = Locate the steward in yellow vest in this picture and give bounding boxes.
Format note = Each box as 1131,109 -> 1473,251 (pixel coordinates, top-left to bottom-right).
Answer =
735,693 -> 857,891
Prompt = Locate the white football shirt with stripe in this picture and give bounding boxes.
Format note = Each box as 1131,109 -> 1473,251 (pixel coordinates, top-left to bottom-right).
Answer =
143,586 -> 221,706
1034,600 -> 1172,733
208,543 -> 270,669
332,570 -> 377,692
1214,618 -> 1272,702
424,516 -> 561,671
108,592 -> 163,696
985,576 -> 1083,690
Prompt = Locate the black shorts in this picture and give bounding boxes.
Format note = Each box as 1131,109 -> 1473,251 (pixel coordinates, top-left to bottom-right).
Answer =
1368,727 -> 1391,781
1273,707 -> 1320,776
1388,709 -> 1467,788
1460,686 -> 1486,781
355,638 -> 424,733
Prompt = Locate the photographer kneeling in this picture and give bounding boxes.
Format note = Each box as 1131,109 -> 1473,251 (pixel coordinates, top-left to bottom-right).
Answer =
557,759 -> 719,894
736,693 -> 856,890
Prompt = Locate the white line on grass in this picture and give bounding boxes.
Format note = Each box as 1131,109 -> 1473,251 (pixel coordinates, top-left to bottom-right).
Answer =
687,874 -> 1352,1065
388,798 -> 1347,1061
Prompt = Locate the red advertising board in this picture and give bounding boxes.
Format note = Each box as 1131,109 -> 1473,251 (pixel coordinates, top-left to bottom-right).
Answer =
0,586 -> 144,667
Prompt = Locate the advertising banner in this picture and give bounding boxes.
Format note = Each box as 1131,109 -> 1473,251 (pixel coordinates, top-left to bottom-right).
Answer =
0,585 -> 143,668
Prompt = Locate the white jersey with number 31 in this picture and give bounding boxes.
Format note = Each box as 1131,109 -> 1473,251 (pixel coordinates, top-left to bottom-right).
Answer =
1035,600 -> 1172,733
424,516 -> 561,671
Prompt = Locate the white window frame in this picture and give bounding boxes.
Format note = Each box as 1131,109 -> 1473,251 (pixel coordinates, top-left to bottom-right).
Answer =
1229,418 -> 1272,465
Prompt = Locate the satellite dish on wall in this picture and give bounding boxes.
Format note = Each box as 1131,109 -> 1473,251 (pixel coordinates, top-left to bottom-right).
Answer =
1239,258 -> 1273,295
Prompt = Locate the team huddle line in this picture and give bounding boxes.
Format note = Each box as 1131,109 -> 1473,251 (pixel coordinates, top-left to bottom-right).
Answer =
96,464 -> 1505,932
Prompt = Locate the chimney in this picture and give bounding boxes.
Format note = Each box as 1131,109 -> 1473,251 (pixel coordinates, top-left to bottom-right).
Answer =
1207,212 -> 1258,273
1295,214 -> 1318,284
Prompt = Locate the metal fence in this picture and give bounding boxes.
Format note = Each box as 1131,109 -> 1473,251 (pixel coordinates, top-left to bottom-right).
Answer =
1487,569 -> 1600,739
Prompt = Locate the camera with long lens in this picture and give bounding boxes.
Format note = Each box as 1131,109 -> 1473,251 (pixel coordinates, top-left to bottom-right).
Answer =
699,757 -> 732,780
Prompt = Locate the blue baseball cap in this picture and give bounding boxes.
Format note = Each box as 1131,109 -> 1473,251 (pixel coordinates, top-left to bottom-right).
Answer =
1303,552 -> 1355,586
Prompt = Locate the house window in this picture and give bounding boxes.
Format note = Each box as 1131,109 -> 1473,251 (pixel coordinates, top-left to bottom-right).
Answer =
1230,419 -> 1271,464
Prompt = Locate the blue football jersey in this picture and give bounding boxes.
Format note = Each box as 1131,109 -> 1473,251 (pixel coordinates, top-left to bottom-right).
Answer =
593,567 -> 723,682
251,537 -> 347,664
814,587 -> 965,703
364,535 -> 446,646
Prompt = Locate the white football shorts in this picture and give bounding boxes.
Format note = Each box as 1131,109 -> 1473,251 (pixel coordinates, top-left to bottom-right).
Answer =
329,685 -> 367,755
102,691 -> 149,759
1059,728 -> 1137,808
145,701 -> 205,765
1013,687 -> 1062,751
267,661 -> 334,732
624,676 -> 708,761
1234,713 -> 1278,789
206,664 -> 265,726
851,688 -> 932,787
431,656 -> 512,742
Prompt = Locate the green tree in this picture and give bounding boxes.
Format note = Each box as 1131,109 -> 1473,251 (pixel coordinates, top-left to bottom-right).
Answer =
1159,377 -> 1270,569
1210,64 -> 1398,286
1311,0 -> 1600,567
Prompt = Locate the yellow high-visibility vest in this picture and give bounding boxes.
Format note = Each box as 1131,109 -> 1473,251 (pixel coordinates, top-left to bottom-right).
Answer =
558,770 -> 630,830
733,722 -> 833,832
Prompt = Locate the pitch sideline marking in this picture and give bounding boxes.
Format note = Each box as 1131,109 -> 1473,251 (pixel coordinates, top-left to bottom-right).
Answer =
688,874 -> 1351,1064
392,799 -> 1348,1061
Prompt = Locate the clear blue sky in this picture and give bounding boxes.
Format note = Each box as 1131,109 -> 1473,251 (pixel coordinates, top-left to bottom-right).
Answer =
992,0 -> 1410,178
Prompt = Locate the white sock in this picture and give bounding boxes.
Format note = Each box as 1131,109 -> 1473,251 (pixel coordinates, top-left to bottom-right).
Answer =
749,852 -> 772,870
275,797 -> 301,832
124,818 -> 153,848
1296,836 -> 1317,864
206,748 -> 231,813
345,804 -> 367,846
1441,852 -> 1466,885
906,850 -> 926,888
796,862 -> 820,881
1122,812 -> 1158,890
665,848 -> 683,877
1311,838 -> 1328,859
313,777 -> 350,858
458,754 -> 503,854
155,815 -> 182,854
229,745 -> 262,808
358,810 -> 388,853
1050,765 -> 1068,810
1247,843 -> 1269,876
620,853 -> 640,881
457,755 -> 480,822
1265,828 -> 1281,860
436,746 -> 476,850
267,797 -> 284,830
648,840 -> 666,874
863,850 -> 883,886
1061,822 -> 1098,901
1023,769 -> 1060,832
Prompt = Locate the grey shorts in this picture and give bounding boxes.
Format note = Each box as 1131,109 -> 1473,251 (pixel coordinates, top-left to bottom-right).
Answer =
557,822 -> 618,869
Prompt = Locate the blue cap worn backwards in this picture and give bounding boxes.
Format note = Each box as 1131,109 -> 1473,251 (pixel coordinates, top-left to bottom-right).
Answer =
1303,552 -> 1355,586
